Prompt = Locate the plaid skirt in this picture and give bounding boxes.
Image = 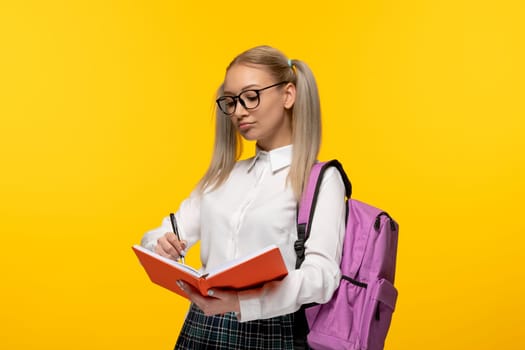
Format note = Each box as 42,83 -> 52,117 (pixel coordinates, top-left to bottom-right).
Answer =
174,304 -> 295,349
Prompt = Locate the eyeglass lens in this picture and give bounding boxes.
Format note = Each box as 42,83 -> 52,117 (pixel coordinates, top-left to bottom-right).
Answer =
218,90 -> 259,115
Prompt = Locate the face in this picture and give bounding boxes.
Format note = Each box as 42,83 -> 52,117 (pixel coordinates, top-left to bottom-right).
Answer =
222,64 -> 295,151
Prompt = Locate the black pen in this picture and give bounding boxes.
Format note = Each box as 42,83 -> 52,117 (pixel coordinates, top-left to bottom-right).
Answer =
169,213 -> 186,264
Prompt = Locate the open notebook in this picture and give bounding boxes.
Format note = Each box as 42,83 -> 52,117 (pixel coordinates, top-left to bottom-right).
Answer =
132,244 -> 288,298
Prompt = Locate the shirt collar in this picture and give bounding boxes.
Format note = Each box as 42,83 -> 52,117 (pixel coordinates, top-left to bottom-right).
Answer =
247,144 -> 293,173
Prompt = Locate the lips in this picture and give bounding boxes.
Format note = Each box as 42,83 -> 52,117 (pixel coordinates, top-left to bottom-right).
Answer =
238,122 -> 254,131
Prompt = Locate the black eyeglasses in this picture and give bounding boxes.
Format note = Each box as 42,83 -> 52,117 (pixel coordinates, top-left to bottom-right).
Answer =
216,81 -> 288,116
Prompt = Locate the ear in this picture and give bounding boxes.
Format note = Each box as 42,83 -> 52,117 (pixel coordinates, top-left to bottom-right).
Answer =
283,82 -> 296,109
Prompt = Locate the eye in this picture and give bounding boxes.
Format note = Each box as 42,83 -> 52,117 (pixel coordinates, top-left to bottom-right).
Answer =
242,91 -> 258,102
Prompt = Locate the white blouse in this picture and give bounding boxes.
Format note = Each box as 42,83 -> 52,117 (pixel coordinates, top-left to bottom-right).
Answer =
141,145 -> 346,322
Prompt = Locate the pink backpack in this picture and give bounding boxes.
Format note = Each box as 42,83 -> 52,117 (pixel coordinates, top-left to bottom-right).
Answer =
295,160 -> 399,350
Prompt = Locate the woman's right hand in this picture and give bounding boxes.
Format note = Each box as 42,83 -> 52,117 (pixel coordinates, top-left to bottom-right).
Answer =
154,232 -> 187,261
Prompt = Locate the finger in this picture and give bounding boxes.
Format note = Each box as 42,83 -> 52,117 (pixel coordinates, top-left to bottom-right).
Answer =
157,237 -> 177,258
165,234 -> 187,256
180,240 -> 188,255
177,281 -> 206,305
177,282 -> 238,317
176,280 -> 189,294
207,289 -> 223,299
204,289 -> 240,314
154,240 -> 172,258
156,234 -> 180,259
205,289 -> 232,301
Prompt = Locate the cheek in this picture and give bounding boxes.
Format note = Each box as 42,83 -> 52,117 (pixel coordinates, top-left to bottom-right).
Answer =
260,101 -> 286,122
266,109 -> 289,127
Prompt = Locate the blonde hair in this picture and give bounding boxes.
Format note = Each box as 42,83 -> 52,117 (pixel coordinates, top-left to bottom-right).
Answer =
197,45 -> 321,200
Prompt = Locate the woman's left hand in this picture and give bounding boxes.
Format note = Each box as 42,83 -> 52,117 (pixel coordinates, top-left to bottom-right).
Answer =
177,280 -> 241,316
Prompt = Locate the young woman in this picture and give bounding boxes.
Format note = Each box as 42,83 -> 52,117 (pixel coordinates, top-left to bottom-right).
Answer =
141,45 -> 346,349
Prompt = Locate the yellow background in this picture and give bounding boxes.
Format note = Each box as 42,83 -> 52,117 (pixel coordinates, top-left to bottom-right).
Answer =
1,1 -> 524,349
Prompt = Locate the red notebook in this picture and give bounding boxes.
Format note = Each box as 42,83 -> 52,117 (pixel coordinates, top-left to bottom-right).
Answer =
132,244 -> 288,298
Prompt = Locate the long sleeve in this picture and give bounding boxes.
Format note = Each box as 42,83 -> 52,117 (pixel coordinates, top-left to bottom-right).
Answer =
237,167 -> 346,322
140,189 -> 202,253
139,145 -> 346,323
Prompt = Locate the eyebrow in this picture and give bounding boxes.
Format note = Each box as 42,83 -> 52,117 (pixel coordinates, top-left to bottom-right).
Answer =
223,83 -> 261,96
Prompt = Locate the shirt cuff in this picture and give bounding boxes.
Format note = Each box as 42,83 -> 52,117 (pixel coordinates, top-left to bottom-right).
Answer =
237,289 -> 262,322
141,236 -> 157,252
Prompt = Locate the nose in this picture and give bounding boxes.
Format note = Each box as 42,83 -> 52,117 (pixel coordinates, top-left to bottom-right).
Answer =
232,97 -> 249,119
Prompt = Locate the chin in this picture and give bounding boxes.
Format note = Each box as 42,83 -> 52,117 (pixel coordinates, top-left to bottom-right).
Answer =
239,131 -> 259,142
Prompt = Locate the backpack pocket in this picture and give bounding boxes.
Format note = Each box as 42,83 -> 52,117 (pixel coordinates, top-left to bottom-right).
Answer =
305,279 -> 367,350
360,279 -> 398,350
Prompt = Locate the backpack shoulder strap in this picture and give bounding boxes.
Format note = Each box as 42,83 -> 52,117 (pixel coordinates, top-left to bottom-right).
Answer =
295,160 -> 351,268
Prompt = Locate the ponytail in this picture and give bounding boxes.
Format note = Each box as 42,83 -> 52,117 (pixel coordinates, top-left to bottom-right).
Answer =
288,59 -> 321,200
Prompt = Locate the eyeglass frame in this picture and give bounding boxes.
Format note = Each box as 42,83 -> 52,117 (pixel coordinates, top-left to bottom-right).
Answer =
216,81 -> 289,116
